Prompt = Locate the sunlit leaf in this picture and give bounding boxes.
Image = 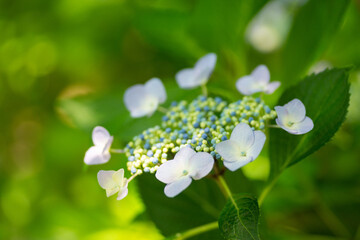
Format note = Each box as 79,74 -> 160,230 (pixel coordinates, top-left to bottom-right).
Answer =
269,68 -> 350,179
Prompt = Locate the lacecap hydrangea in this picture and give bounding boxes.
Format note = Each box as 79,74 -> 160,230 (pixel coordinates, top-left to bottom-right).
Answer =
83,53 -> 313,200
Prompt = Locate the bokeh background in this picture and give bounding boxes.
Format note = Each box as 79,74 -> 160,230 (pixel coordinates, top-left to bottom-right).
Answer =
0,0 -> 360,239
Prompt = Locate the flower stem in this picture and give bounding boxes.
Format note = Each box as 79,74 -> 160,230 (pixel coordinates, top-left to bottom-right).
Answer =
215,175 -> 236,206
201,84 -> 208,97
258,175 -> 279,207
267,124 -> 281,129
157,106 -> 169,113
174,221 -> 218,240
110,149 -> 124,154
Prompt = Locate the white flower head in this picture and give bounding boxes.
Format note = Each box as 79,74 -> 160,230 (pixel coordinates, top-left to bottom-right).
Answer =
215,123 -> 266,171
97,169 -> 129,200
124,78 -> 167,118
155,146 -> 214,198
275,98 -> 314,135
175,53 -> 217,89
84,126 -> 113,165
236,65 -> 280,95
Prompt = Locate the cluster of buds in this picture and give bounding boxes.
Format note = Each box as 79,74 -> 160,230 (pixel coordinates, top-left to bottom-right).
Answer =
83,53 -> 314,199
124,95 -> 277,175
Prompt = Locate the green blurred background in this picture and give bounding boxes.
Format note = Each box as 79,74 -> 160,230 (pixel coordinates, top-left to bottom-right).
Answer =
0,0 -> 359,239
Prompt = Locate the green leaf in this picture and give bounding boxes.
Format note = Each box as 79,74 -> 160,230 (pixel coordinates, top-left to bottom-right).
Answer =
281,0 -> 350,87
137,174 -> 224,240
189,0 -> 268,52
269,68 -> 350,179
218,194 -> 260,240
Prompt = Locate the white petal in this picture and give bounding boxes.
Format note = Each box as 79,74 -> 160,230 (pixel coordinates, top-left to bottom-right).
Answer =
236,76 -> 261,95
117,187 -> 129,200
112,169 -> 125,184
195,53 -> 217,74
173,146 -> 196,167
175,68 -> 198,89
84,146 -> 110,165
97,170 -> 117,190
230,123 -> 255,151
105,188 -> 119,197
193,53 -> 217,84
92,126 -> 111,146
274,106 -> 288,125
251,65 -> 270,84
145,78 -> 167,103
223,158 -> 253,171
284,99 -> 306,122
265,81 -> 281,94
246,131 -> 266,160
175,53 -> 217,89
292,117 -> 314,134
280,116 -> 314,135
164,176 -> 192,198
188,152 -> 214,180
215,140 -> 243,163
124,84 -> 159,118
155,160 -> 184,184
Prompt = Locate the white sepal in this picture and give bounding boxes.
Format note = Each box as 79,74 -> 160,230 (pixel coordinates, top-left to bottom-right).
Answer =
155,146 -> 214,198
84,126 -> 113,165
236,65 -> 280,95
175,53 -> 217,89
97,169 -> 129,200
275,99 -> 314,135
124,78 -> 167,118
216,123 -> 266,172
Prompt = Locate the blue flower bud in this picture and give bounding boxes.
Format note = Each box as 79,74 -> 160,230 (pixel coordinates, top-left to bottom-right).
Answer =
204,127 -> 210,133
147,150 -> 154,157
152,158 -> 159,164
131,167 -> 137,174
226,117 -> 231,123
255,97 -> 261,103
193,122 -> 200,128
248,117 -> 254,123
221,136 -> 228,141
144,142 -> 150,150
230,111 -> 236,116
204,106 -> 210,111
128,156 -> 135,162
171,101 -> 177,106
202,133 -> 208,139
165,128 -> 172,133
162,116 -> 169,121
264,106 -> 271,113
210,115 -> 216,122
245,105 -> 251,110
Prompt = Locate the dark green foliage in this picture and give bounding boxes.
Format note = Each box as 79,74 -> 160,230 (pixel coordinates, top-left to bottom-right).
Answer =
281,0 -> 350,86
270,68 -> 350,179
219,194 -> 260,240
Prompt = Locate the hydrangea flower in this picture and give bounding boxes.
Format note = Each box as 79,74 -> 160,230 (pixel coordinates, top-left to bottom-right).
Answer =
236,65 -> 280,95
124,78 -> 167,118
84,126 -> 113,165
275,99 -> 314,135
175,53 -> 217,89
215,123 -> 266,171
155,146 -> 214,198
97,169 -> 128,200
